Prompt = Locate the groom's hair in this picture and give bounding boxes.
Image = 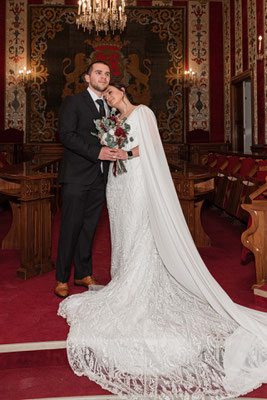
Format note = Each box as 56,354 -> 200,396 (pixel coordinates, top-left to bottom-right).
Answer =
86,61 -> 110,76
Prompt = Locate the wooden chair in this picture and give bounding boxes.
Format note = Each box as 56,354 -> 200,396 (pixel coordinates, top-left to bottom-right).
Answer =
0,153 -> 9,168
224,158 -> 257,216
0,128 -> 24,164
237,160 -> 267,223
0,153 -> 10,204
202,152 -> 217,167
210,154 -> 228,172
241,179 -> 267,285
209,154 -> 228,203
213,156 -> 241,208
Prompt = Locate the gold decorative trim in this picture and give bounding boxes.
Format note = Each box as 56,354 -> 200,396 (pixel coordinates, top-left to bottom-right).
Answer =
234,0 -> 243,74
248,0 -> 258,143
5,0 -> 27,134
188,1 -> 209,131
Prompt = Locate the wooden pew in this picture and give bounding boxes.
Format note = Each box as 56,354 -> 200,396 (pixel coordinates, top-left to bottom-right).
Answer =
213,155 -> 241,208
241,182 -> 267,288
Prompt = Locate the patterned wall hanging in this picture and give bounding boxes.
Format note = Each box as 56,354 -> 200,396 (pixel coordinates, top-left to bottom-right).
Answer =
234,0 -> 243,74
188,1 -> 209,131
28,5 -> 185,143
248,0 -> 258,143
5,0 -> 27,134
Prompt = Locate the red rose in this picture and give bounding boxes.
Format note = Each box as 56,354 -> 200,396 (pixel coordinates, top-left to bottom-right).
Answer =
115,127 -> 124,137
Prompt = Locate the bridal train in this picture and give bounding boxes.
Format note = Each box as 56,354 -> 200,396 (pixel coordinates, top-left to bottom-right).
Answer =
59,105 -> 267,399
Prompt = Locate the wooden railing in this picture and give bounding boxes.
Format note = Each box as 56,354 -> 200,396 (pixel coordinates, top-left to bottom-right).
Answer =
32,158 -> 62,214
32,157 -> 61,177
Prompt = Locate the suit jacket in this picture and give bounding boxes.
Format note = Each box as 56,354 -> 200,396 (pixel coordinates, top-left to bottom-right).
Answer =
58,89 -> 109,185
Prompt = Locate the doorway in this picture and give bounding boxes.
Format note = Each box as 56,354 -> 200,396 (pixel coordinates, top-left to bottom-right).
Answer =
231,70 -> 254,153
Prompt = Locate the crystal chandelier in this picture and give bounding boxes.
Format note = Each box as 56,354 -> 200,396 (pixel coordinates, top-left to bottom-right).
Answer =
76,0 -> 127,34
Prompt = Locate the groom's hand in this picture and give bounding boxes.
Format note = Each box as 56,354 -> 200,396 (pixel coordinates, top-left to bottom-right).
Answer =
98,147 -> 119,161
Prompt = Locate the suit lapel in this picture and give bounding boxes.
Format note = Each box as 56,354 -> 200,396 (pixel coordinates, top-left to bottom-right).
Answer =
82,89 -> 101,120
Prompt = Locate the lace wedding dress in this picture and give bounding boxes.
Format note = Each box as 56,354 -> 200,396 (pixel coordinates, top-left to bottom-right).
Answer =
59,105 -> 267,399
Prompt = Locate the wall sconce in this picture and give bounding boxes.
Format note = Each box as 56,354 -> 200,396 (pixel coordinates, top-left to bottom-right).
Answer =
178,69 -> 198,88
18,67 -> 33,88
257,35 -> 264,61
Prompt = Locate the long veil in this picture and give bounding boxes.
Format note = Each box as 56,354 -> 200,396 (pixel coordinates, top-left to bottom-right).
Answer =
137,105 -> 267,391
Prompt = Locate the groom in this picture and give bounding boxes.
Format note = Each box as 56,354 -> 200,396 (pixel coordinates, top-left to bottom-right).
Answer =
55,61 -> 118,298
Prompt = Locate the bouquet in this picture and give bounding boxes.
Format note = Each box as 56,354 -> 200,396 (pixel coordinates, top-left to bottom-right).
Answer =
92,108 -> 134,176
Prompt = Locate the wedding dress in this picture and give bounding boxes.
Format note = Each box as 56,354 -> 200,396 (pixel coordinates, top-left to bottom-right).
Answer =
58,105 -> 267,399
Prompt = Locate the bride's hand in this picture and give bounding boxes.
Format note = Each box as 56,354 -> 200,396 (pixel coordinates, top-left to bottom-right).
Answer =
116,149 -> 128,160
98,147 -> 119,161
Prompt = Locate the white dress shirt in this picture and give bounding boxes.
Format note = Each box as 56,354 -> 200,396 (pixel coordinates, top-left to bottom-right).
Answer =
87,87 -> 110,116
87,88 -> 109,173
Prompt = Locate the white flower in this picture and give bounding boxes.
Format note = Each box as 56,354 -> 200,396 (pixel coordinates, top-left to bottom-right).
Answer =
100,132 -> 108,145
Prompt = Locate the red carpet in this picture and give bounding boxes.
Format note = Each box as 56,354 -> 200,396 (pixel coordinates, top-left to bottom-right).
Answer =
0,202 -> 266,399
0,205 -> 111,344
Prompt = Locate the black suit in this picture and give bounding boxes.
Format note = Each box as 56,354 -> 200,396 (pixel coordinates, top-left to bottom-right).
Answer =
56,89 -> 109,282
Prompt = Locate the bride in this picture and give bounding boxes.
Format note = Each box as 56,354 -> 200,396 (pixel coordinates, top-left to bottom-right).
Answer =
58,83 -> 267,399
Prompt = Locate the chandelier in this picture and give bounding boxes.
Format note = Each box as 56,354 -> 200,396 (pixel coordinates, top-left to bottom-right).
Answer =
76,0 -> 127,34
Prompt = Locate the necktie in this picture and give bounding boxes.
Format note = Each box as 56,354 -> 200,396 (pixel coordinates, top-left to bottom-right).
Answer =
96,99 -> 106,118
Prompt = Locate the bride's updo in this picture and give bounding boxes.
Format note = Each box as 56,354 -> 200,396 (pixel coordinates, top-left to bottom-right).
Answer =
108,82 -> 133,103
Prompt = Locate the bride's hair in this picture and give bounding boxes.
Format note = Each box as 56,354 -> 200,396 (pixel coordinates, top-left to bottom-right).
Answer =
109,82 -> 133,104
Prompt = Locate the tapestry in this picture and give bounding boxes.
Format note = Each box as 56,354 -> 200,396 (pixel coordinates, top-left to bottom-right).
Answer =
247,0 -> 258,143
28,5 -> 185,143
235,0 -> 243,74
188,1 -> 209,131
5,0 -> 27,133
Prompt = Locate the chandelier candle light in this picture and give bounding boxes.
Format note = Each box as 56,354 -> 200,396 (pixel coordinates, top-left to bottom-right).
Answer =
257,35 -> 264,60
18,67 -> 32,88
178,68 -> 197,88
184,69 -> 197,87
76,0 -> 127,34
